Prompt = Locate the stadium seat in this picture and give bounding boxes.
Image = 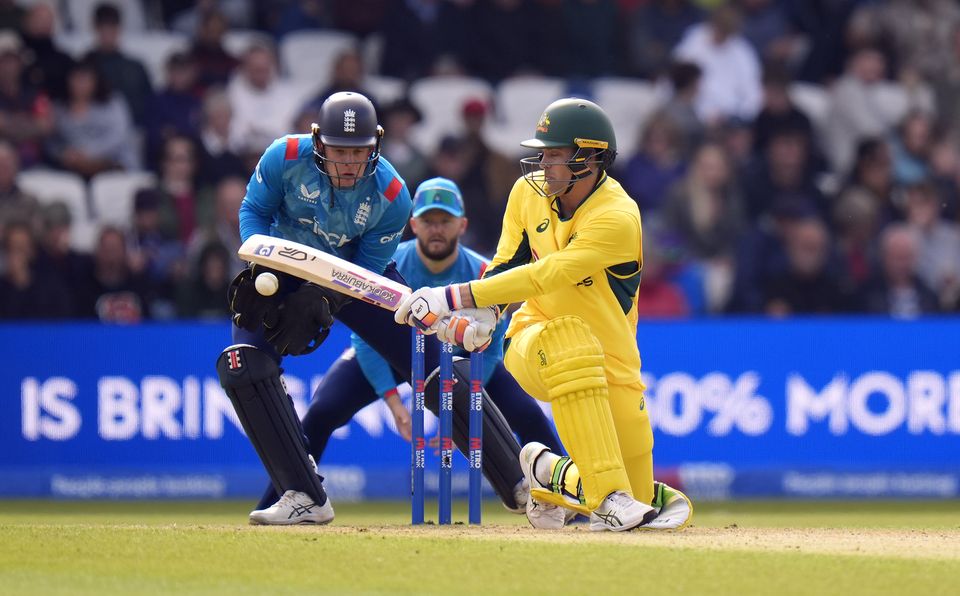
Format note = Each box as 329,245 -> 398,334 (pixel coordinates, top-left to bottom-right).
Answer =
222,29 -> 274,59
65,0 -> 147,33
121,32 -> 191,89
280,30 -> 358,88
365,75 -> 406,107
53,30 -> 95,60
495,76 -> 566,132
592,78 -> 659,161
408,76 -> 493,153
89,171 -> 157,228
16,169 -> 97,252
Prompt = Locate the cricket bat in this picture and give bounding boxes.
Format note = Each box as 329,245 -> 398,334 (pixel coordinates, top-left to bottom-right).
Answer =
238,234 -> 411,311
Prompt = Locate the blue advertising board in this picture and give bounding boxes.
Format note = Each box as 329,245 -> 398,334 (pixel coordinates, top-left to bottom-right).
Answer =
2,318 -> 959,500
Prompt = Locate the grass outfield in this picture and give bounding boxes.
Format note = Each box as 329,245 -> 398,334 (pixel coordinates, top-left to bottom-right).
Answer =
1,500 -> 959,595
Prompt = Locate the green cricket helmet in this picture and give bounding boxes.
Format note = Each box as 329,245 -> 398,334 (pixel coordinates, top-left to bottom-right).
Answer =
520,97 -> 617,198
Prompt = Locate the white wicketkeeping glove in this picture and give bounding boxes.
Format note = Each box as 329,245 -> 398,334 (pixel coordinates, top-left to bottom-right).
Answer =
394,285 -> 460,333
436,306 -> 500,352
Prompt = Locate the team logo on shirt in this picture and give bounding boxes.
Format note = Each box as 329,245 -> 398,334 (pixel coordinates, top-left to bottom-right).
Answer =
354,201 -> 371,226
344,109 -> 356,132
536,219 -> 549,233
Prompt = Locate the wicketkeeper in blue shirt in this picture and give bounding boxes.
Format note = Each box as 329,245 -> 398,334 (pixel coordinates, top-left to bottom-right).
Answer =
216,92 -> 559,525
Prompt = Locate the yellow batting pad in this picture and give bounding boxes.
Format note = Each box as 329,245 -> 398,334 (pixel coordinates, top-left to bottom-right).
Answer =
537,316 -> 630,510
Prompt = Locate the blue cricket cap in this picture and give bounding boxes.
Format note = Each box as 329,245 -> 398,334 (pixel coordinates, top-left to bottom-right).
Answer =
412,177 -> 465,217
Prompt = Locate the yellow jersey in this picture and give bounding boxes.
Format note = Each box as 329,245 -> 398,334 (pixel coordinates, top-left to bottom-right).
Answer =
470,173 -> 644,385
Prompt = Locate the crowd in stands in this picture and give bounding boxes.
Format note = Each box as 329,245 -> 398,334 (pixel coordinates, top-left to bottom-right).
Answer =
1,0 -> 959,322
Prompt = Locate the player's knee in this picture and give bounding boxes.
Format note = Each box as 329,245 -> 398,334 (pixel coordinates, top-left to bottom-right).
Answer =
536,316 -> 606,402
216,344 -> 280,390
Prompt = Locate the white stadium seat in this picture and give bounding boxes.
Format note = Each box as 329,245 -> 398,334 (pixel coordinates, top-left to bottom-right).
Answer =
53,31 -> 95,60
592,78 -> 659,161
408,76 -> 493,153
788,82 -> 831,132
365,75 -> 406,108
495,76 -> 566,131
89,171 -> 157,228
222,29 -> 274,59
16,169 -> 97,252
121,32 -> 191,89
280,30 -> 358,87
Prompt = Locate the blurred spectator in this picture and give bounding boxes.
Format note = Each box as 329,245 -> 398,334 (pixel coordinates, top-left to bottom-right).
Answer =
34,202 -> 94,301
0,140 -> 40,236
788,0 -> 859,83
741,127 -> 824,221
188,9 -> 240,92
47,58 -> 138,177
21,2 -> 74,101
727,197 -> 815,313
0,0 -> 23,31
0,219 -> 73,319
763,217 -> 849,316
300,47 -> 374,115
903,181 -> 960,310
197,89 -> 247,185
660,61 -> 704,156
187,175 -> 246,277
674,4 -> 762,124
824,46 -> 905,174
933,24 -> 960,134
379,97 -> 428,189
75,226 -> 153,323
561,0 -> 618,78
0,31 -> 54,167
752,63 -> 813,155
127,189 -> 185,318
859,223 -> 939,318
635,227 -> 692,318
856,0 -> 960,84
716,116 -> 755,172
928,135 -> 960,220
889,111 -> 934,186
157,135 -> 208,242
618,112 -> 687,213
379,0 -> 467,81
626,0 -> 704,78
463,0 -> 539,82
176,241 -> 232,319
227,43 -> 299,153
832,187 -> 881,292
274,0 -> 332,39
662,143 -> 743,311
843,138 -> 899,225
146,53 -> 203,168
84,3 -> 153,126
171,0 -> 253,35
738,0 -> 798,63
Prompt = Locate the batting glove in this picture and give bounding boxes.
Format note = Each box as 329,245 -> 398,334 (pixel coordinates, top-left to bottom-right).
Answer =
436,306 -> 500,352
394,285 -> 464,333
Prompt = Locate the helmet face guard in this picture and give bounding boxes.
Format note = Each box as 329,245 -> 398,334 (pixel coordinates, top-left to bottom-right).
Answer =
520,142 -> 616,198
312,123 -> 384,187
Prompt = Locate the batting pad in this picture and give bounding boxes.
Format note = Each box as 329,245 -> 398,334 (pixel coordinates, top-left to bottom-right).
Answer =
216,344 -> 328,506
425,357 -> 524,511
537,317 -> 631,511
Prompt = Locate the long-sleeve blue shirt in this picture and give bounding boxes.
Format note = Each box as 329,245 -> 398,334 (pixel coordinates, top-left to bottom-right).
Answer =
238,134 -> 411,276
353,240 -> 508,397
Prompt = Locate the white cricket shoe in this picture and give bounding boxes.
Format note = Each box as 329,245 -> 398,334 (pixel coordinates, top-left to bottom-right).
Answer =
589,491 -> 657,532
248,490 -> 335,526
519,442 -> 574,530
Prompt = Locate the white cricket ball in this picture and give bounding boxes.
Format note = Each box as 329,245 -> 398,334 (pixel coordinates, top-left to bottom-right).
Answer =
255,272 -> 279,296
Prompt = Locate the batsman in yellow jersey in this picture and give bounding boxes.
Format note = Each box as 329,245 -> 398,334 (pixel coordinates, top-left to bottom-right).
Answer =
395,98 -> 692,531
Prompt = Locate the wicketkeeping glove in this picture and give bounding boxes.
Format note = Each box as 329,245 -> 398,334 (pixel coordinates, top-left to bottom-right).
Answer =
228,265 -> 284,332
264,282 -> 336,356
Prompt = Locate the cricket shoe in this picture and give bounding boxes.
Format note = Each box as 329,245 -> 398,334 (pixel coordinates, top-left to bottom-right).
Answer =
639,481 -> 693,530
519,442 -> 576,530
248,490 -> 335,526
505,478 -> 528,514
589,491 -> 657,532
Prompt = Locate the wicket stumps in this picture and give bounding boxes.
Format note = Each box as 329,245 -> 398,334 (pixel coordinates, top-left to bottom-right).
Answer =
410,328 -> 483,525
